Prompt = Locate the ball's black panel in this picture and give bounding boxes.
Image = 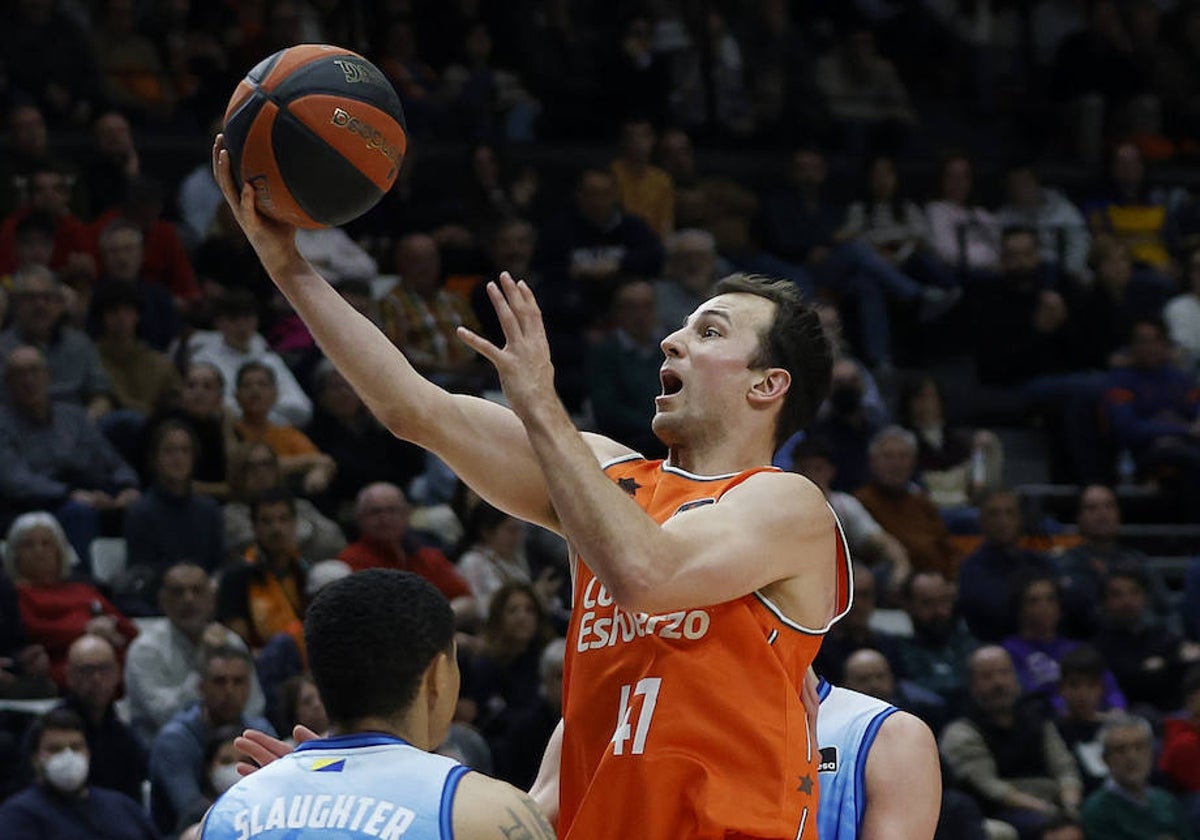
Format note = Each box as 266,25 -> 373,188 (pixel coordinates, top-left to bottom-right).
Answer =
271,55 -> 406,133
222,90 -> 268,189
272,110 -> 384,227
246,50 -> 283,85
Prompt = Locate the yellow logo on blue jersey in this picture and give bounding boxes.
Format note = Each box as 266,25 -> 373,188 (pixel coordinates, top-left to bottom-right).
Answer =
309,758 -> 346,773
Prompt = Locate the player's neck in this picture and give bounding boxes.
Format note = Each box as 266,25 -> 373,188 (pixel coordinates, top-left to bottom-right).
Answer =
334,715 -> 432,751
665,439 -> 774,477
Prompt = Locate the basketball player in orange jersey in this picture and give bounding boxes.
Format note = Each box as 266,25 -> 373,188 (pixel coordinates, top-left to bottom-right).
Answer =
212,135 -> 852,840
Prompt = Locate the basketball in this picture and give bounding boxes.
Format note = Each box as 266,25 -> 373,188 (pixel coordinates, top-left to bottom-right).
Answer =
222,44 -> 407,229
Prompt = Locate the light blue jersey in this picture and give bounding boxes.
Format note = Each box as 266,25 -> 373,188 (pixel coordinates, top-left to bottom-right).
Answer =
201,733 -> 468,840
816,678 -> 898,840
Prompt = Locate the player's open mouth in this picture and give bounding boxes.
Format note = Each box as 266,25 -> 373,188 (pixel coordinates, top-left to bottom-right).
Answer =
659,369 -> 683,398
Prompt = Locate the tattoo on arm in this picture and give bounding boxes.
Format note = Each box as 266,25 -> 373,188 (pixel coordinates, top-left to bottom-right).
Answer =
498,799 -> 556,840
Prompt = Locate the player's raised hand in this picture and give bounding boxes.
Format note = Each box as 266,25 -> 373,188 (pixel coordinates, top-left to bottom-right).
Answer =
211,134 -> 299,274
457,272 -> 557,418
234,725 -> 321,777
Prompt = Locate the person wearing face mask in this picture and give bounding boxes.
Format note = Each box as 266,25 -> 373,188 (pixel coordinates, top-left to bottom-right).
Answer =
199,726 -> 243,801
0,708 -> 159,838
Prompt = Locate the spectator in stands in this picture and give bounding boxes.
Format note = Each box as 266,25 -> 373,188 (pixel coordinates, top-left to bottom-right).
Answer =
381,232 -> 483,393
6,212 -> 56,285
0,345 -> 139,561
0,162 -> 97,281
0,104 -> 54,215
610,119 -> 673,238
191,203 -> 275,307
82,112 -> 140,216
856,425 -> 958,580
216,490 -> 308,656
1085,141 -> 1186,274
898,570 -> 979,713
294,224 -> 377,287
464,583 -> 557,752
1072,235 -> 1173,372
1104,317 -> 1200,503
1001,573 -> 1125,710
49,635 -> 146,802
760,146 -> 955,366
941,646 -> 1083,840
813,302 -> 891,427
996,165 -> 1091,284
491,636 -> 564,789
90,5 -> 175,122
813,563 -> 903,683
472,217 -> 539,348
793,438 -> 910,585
175,126 -> 223,251
533,166 -> 665,326
103,176 -> 199,307
123,420 -> 223,588
0,560 -> 55,701
588,279 -> 666,457
958,489 -> 1056,643
0,1 -> 103,129
125,563 -> 265,748
186,289 -> 312,427
1080,714 -> 1194,840
898,374 -> 1003,522
1166,244 -> 1200,372
93,218 -> 181,352
338,482 -> 475,626
4,512 -> 137,688
375,17 -> 441,138
970,227 -> 1107,483
0,709 -> 157,839
0,266 -> 113,416
814,25 -> 918,157
150,645 -> 274,835
1159,666 -> 1200,819
232,361 -> 334,498
92,283 -> 179,458
655,229 -> 719,332
304,360 -> 425,513
1056,645 -> 1117,795
222,441 -> 344,564
1094,568 -> 1200,714
457,501 -> 558,621
668,10 -> 755,137
841,155 -> 959,292
143,361 -> 234,499
276,674 -> 329,741
811,359 -> 885,494
840,647 -> 948,733
1056,484 -> 1173,638
925,152 -> 1002,279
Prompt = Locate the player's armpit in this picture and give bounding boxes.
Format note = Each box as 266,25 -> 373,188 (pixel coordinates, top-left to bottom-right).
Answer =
452,773 -> 558,839
861,712 -> 941,840
623,471 -> 835,616
528,719 -> 563,825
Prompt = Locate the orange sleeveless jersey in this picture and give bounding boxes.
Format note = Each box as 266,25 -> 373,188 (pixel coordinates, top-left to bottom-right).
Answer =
559,456 -> 853,840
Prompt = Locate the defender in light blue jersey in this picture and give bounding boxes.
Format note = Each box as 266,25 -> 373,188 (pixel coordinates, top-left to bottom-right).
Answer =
201,569 -> 553,840
815,669 -> 942,840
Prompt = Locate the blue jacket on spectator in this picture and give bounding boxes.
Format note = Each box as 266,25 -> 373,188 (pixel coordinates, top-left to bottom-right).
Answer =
1104,365 -> 1199,452
0,783 -> 159,839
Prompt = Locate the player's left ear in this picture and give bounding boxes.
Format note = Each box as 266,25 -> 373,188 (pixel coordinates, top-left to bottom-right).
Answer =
748,368 -> 790,408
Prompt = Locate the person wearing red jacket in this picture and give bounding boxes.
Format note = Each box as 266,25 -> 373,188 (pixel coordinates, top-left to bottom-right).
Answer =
1160,666 -> 1200,795
0,163 -> 97,282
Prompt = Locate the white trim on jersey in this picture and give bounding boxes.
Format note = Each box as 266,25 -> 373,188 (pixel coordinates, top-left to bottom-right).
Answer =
600,453 -> 645,470
754,501 -> 855,635
661,462 -> 760,481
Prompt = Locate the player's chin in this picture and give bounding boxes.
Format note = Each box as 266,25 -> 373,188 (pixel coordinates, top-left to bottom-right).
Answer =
650,413 -> 681,444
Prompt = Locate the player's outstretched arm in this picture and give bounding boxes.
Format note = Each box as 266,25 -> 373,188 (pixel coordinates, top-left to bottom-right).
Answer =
861,711 -> 942,840
211,136 -> 622,530
460,275 -> 838,619
453,772 -> 558,839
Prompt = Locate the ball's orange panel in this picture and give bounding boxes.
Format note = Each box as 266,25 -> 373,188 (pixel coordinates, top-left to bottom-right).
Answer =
284,93 -> 407,192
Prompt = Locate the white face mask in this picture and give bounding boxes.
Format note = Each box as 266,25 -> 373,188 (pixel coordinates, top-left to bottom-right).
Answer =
43,748 -> 89,793
210,763 -> 242,795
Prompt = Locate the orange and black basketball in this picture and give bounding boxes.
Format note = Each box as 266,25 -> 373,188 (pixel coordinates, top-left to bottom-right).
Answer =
222,44 -> 407,228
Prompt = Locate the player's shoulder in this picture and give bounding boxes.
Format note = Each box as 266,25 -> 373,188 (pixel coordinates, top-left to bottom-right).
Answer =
451,772 -> 556,840
872,710 -> 938,763
584,433 -> 640,466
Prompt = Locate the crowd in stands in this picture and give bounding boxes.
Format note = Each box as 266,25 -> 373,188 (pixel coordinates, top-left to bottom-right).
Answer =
0,1 -> 1200,839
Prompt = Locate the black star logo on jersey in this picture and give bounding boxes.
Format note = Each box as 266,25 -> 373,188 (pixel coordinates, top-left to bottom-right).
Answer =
797,774 -> 814,796
617,477 -> 642,496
